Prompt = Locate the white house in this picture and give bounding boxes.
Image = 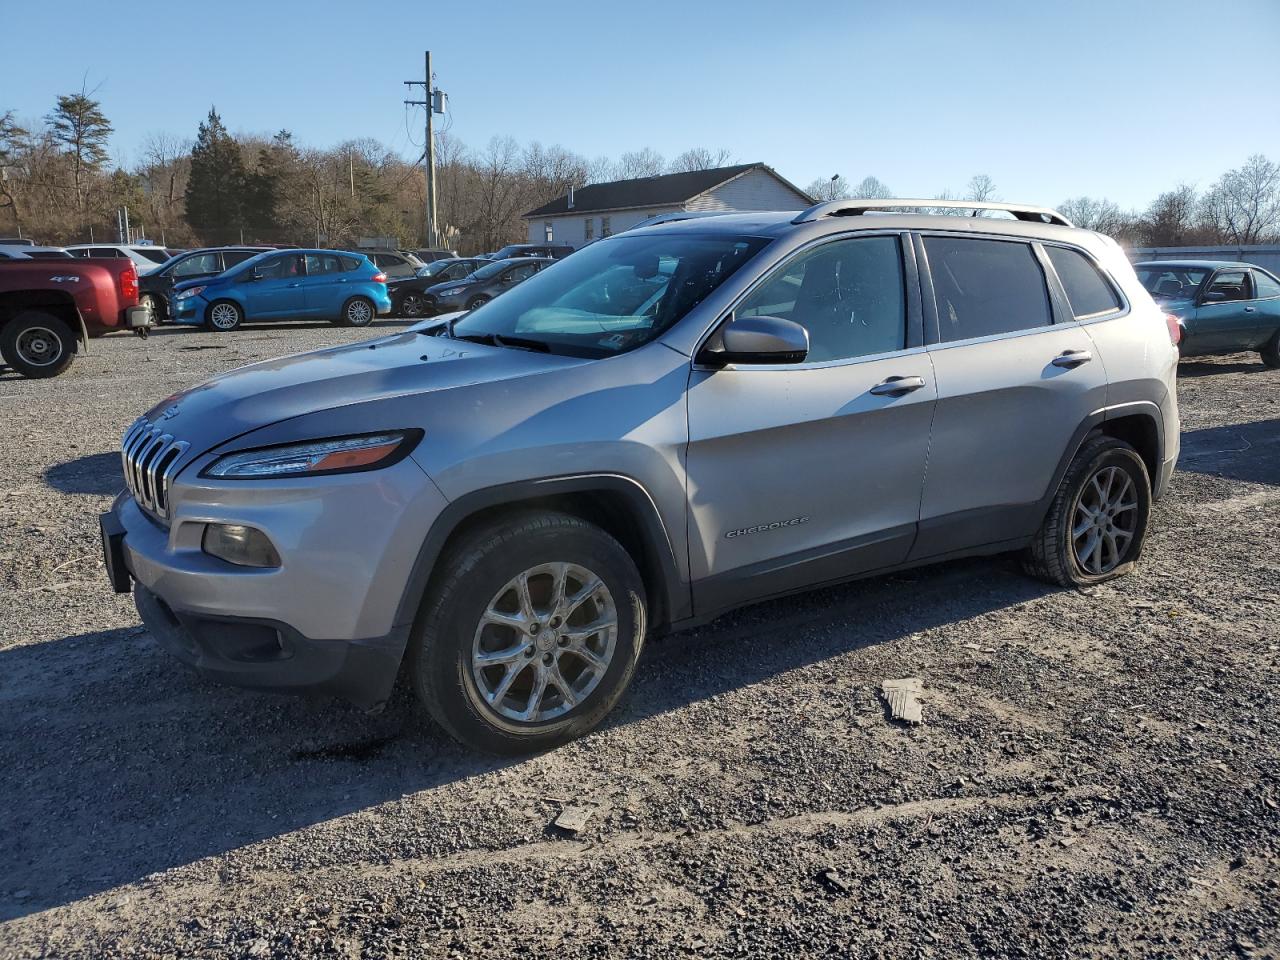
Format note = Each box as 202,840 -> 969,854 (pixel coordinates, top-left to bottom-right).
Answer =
522,163 -> 813,246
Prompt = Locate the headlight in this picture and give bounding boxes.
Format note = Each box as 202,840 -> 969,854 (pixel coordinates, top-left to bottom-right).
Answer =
438,287 -> 465,298
175,286 -> 206,300
202,431 -> 422,479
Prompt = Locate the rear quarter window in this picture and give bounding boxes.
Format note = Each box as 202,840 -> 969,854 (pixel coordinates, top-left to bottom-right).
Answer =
1046,246 -> 1123,318
339,255 -> 363,271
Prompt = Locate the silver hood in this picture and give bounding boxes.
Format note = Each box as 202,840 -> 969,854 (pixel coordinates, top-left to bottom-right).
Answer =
137,328 -> 587,457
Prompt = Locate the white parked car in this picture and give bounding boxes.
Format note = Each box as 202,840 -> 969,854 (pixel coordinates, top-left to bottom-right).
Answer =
64,244 -> 170,276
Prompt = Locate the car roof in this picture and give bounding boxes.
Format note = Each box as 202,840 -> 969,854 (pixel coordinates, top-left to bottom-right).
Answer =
1133,259 -> 1253,270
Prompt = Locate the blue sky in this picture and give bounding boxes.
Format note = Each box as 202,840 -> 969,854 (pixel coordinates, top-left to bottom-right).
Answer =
5,0 -> 1279,209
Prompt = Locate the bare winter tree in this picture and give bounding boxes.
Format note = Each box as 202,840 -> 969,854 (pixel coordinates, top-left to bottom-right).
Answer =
1199,154 -> 1280,244
803,175 -> 851,201
612,148 -> 666,180
1058,196 -> 1134,236
1140,184 -> 1200,246
851,176 -> 892,199
965,174 -> 998,201
668,147 -> 732,173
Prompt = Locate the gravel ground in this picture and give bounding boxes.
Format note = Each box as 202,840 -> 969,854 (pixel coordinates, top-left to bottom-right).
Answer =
1,322 -> 1278,959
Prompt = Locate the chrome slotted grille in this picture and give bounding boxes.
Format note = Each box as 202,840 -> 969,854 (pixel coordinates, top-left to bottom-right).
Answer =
121,418 -> 190,519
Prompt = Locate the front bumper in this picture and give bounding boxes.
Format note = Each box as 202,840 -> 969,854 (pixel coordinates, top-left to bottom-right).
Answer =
172,295 -> 207,325
101,454 -> 449,709
133,582 -> 407,710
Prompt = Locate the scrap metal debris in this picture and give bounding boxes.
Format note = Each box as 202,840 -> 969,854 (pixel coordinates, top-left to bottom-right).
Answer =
881,678 -> 924,725
554,804 -> 595,834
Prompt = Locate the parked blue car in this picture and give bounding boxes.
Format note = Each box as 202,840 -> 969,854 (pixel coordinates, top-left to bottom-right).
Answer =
171,249 -> 393,331
1135,259 -> 1280,368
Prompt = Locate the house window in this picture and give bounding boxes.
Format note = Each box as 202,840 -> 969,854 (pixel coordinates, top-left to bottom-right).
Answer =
601,216 -> 612,238
584,218 -> 594,242
544,222 -> 553,242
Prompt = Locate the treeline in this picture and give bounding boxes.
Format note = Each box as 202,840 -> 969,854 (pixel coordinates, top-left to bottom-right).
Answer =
809,161 -> 1280,248
0,93 -> 741,254
3,91 -> 1279,253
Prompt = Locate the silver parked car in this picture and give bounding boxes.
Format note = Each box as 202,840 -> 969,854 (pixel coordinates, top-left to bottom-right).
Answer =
101,200 -> 1181,753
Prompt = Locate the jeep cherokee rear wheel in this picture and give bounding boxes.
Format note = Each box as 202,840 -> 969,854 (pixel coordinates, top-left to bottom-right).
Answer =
1024,434 -> 1151,587
409,511 -> 646,754
0,311 -> 77,379
1262,331 -> 1280,369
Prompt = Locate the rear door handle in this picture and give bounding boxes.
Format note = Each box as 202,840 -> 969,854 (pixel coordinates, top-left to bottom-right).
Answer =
1051,350 -> 1092,368
1244,306 -> 1256,313
870,375 -> 927,397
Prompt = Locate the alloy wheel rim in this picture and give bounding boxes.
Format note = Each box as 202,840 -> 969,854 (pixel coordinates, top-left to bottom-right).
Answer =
402,294 -> 424,316
15,326 -> 62,367
210,304 -> 238,329
471,562 -> 617,724
1071,464 -> 1138,575
348,300 -> 372,324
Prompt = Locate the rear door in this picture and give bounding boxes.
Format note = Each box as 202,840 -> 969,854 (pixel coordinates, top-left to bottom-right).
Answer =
911,233 -> 1109,559
303,253 -> 346,317
1193,268 -> 1258,350
685,232 -> 936,615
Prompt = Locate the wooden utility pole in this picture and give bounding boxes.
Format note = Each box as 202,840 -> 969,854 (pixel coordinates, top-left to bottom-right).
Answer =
404,52 -> 442,248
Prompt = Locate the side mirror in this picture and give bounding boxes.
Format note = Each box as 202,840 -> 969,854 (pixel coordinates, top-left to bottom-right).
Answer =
699,314 -> 809,366
246,270 -> 263,282
1201,290 -> 1227,303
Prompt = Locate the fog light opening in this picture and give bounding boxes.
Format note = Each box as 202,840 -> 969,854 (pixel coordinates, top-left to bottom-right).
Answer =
202,523 -> 282,568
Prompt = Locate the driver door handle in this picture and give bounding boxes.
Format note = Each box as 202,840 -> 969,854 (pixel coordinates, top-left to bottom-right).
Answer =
1051,349 -> 1092,368
870,375 -> 927,397
1244,306 -> 1256,313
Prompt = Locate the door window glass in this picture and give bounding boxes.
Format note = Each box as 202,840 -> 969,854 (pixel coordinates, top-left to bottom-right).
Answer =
90,248 -> 122,258
1046,246 -> 1122,318
305,253 -> 340,274
738,235 -> 906,362
222,250 -> 257,267
338,255 -> 362,271
506,263 -> 538,282
254,255 -> 303,280
173,252 -> 221,277
1254,270 -> 1280,299
1204,270 -> 1251,302
924,236 -> 1053,341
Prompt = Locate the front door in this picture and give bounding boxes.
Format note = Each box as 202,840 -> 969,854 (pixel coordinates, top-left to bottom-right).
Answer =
246,253 -> 307,319
1192,268 -> 1259,351
685,233 -> 936,617
912,233 -> 1109,558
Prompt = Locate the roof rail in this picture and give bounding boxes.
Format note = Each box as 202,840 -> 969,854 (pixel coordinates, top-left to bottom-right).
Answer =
791,198 -> 1074,228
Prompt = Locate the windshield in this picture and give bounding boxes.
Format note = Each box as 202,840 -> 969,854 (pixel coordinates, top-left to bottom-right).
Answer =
1137,265 -> 1210,299
451,233 -> 770,357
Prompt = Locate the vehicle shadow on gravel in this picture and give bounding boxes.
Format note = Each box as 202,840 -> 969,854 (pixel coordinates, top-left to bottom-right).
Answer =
1176,358 -> 1271,378
1178,418 -> 1280,486
0,553 -> 1052,920
43,451 -> 124,496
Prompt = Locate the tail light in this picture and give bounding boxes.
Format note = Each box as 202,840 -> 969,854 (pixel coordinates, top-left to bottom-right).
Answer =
121,265 -> 138,303
372,272 -> 387,284
1164,313 -> 1182,346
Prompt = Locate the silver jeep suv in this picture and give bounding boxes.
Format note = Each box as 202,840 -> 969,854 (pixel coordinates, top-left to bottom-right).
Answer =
101,200 -> 1180,753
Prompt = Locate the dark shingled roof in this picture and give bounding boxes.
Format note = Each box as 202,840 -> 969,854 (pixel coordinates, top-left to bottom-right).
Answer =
524,163 -> 806,218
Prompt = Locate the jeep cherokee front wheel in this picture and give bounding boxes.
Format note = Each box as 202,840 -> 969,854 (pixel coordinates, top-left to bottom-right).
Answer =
410,511 -> 646,753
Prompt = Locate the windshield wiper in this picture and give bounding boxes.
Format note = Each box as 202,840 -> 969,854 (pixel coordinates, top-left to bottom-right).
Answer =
454,332 -> 551,353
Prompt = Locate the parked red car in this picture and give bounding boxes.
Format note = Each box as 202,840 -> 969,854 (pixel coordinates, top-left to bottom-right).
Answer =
0,258 -> 151,378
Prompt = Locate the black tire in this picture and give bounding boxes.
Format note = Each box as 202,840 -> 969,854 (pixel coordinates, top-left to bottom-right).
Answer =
409,511 -> 647,754
204,300 -> 243,332
466,295 -> 490,311
400,291 -> 431,318
0,311 -> 77,378
1262,332 -> 1280,369
1024,434 -> 1152,587
341,296 -> 376,328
